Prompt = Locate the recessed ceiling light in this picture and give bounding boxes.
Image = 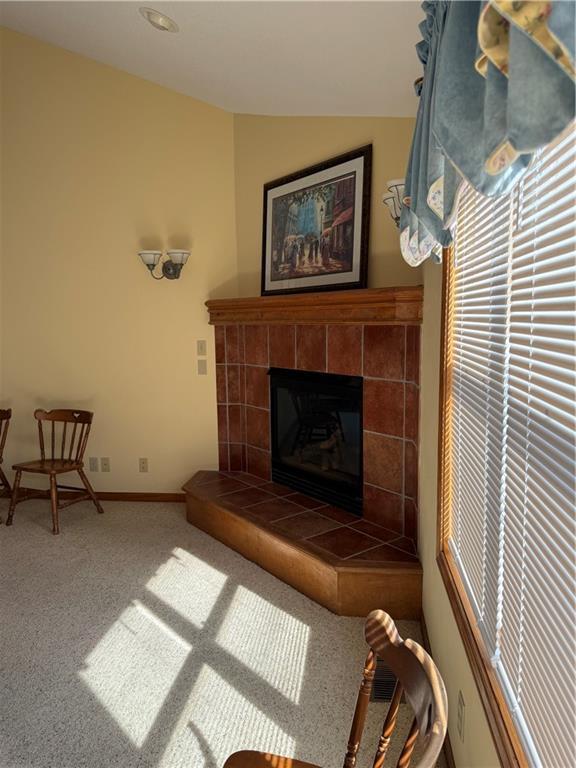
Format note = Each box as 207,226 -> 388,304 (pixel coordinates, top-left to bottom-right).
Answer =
139,7 -> 179,33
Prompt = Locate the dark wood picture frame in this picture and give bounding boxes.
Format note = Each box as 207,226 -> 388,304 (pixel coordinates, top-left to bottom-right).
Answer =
261,145 -> 372,296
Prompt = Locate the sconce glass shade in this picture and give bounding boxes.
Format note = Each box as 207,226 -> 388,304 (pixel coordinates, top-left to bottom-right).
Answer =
166,250 -> 190,266
139,250 -> 162,268
382,178 -> 405,226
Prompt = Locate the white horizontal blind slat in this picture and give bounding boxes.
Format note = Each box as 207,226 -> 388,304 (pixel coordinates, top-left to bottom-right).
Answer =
447,125 -> 576,768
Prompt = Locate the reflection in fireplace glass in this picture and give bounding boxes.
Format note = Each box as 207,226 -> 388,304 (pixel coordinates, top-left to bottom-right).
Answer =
269,368 -> 363,515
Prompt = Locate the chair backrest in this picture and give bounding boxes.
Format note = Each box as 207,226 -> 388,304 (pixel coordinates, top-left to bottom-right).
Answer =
344,610 -> 447,768
0,409 -> 11,462
35,409 -> 94,462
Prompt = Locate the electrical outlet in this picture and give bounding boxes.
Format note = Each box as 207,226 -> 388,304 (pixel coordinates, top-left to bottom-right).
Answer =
88,457 -> 99,472
139,457 -> 149,473
197,359 -> 208,375
457,690 -> 465,742
196,339 -> 207,356
100,457 -> 110,472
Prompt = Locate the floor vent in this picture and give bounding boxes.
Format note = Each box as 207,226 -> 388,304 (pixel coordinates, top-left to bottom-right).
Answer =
371,658 -> 397,702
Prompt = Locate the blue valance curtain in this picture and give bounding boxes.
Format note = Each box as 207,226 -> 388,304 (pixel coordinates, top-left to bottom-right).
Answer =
400,0 -> 576,267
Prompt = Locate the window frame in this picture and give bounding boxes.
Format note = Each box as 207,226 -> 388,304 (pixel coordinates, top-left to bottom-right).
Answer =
437,251 -> 530,768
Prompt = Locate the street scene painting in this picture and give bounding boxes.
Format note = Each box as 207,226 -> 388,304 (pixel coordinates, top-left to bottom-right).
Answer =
261,146 -> 371,295
270,174 -> 356,281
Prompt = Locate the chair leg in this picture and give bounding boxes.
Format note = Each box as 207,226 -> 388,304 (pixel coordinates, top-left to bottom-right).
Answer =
6,469 -> 22,526
0,465 -> 12,495
0,466 -> 8,524
49,474 -> 60,535
78,469 -> 104,515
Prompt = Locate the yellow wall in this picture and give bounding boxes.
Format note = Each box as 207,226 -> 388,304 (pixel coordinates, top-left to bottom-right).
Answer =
0,26 -> 500,766
233,114 -> 421,296
0,28 -> 238,491
419,260 -> 499,767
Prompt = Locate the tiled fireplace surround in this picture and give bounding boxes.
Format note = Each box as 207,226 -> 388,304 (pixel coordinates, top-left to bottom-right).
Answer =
214,320 -> 420,540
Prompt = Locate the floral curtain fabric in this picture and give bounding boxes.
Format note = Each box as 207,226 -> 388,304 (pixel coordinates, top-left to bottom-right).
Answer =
400,0 -> 575,267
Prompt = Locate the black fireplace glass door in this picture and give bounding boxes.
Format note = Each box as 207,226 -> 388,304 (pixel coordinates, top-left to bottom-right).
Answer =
269,368 -> 363,515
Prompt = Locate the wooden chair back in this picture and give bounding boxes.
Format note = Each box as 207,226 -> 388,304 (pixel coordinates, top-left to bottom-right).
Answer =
0,409 -> 11,462
35,409 -> 94,463
344,610 -> 447,768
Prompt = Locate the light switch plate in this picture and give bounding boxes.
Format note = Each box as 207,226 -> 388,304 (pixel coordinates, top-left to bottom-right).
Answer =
88,457 -> 99,472
196,339 -> 207,356
100,457 -> 110,472
197,359 -> 208,375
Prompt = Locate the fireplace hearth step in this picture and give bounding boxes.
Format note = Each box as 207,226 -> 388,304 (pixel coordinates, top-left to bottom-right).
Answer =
183,470 -> 422,618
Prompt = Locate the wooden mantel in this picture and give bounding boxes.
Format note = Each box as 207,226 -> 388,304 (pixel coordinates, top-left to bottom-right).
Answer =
206,286 -> 423,325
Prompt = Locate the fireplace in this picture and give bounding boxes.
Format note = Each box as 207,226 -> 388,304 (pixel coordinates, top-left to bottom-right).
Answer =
269,367 -> 363,515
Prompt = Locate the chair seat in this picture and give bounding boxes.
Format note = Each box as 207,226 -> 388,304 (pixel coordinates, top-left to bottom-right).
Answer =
223,752 -> 320,768
12,459 -> 82,474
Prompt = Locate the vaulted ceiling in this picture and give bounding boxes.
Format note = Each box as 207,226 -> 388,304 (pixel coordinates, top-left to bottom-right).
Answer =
0,1 -> 423,116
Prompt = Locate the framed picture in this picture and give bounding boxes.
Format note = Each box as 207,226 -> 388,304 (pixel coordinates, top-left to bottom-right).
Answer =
261,145 -> 372,296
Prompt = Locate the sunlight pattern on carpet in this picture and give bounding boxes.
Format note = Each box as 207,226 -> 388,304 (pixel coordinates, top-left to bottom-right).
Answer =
79,600 -> 191,746
146,547 -> 227,627
216,585 -> 310,704
159,664 -> 295,767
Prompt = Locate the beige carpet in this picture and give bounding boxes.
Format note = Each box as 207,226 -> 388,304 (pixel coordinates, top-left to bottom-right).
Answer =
0,499 -> 441,768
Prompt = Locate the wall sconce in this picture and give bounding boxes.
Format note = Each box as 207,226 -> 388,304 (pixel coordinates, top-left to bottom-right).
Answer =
139,249 -> 190,280
382,179 -> 406,228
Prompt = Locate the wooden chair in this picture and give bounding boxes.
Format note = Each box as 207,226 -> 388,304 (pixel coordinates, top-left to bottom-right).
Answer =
6,409 -> 104,535
0,409 -> 12,515
223,610 -> 447,768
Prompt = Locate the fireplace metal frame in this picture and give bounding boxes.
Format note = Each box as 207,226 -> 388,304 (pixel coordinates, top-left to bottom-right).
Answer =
268,367 -> 363,515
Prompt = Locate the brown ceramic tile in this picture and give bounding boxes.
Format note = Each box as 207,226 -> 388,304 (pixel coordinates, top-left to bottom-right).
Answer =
327,325 -> 362,376
218,443 -> 229,472
217,404 -> 228,442
228,471 -> 268,487
246,497 -> 304,522
405,384 -> 419,441
269,325 -> 296,368
364,432 -> 403,493
363,484 -> 403,533
246,406 -> 270,450
229,443 -> 243,472
363,379 -> 404,437
285,492 -> 326,510
244,325 -> 269,366
390,536 -> 417,555
258,482 -> 294,497
219,486 -> 274,508
215,326 -> 226,364
198,476 -> 248,499
404,440 -> 418,500
245,366 -> 270,408
406,326 -> 421,384
216,365 -> 227,404
296,325 -> 326,372
226,365 -> 241,403
225,325 -> 242,364
350,519 -> 398,542
272,510 -> 341,539
349,543 -> 418,563
317,505 -> 359,524
363,325 -> 405,380
404,497 -> 418,541
307,526 -> 381,559
246,446 -> 271,480
227,405 -> 242,443
241,445 -> 247,472
190,470 -> 224,486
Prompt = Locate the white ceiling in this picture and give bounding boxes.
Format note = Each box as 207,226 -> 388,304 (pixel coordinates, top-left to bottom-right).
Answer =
0,1 -> 424,116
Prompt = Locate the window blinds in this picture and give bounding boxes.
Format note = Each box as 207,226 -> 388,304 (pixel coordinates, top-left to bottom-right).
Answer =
448,126 -> 576,768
